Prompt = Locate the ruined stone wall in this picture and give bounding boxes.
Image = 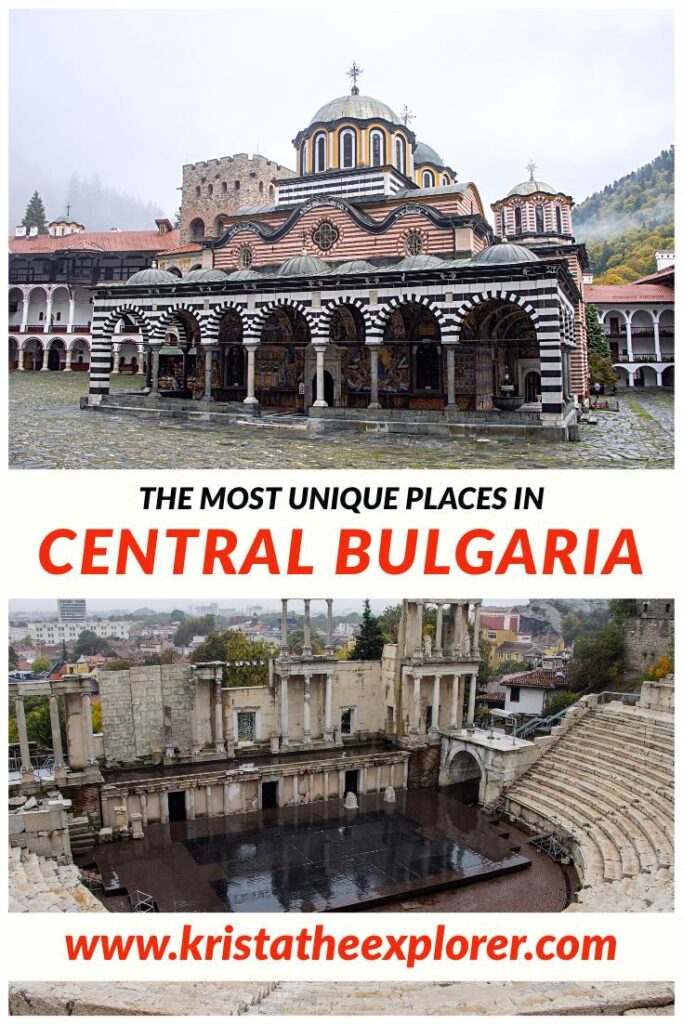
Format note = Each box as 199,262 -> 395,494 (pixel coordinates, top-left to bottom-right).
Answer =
179,153 -> 295,244
98,666 -> 195,765
332,660 -> 384,736
623,600 -> 674,676
407,745 -> 440,789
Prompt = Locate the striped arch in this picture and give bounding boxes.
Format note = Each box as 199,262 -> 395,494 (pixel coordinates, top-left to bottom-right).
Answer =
150,302 -> 203,343
204,300 -> 248,344
247,297 -> 315,341
451,290 -> 540,342
369,294 -> 446,341
95,304 -> 152,345
317,296 -> 368,338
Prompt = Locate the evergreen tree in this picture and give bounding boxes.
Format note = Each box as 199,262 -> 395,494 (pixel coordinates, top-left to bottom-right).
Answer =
22,191 -> 48,234
349,600 -> 385,660
585,304 -> 610,358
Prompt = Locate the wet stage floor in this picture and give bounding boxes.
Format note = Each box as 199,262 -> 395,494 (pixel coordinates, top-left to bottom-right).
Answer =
93,790 -> 530,913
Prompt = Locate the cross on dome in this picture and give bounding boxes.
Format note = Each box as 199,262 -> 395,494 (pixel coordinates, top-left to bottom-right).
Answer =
400,104 -> 415,126
526,159 -> 538,181
346,61 -> 364,95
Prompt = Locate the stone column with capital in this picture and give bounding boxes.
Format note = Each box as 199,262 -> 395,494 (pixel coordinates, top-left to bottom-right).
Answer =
151,346 -> 161,393
280,672 -> 289,746
323,672 -> 333,742
243,341 -> 259,405
49,694 -> 65,769
303,674 -> 312,743
410,673 -> 421,734
214,677 -> 226,754
435,604 -> 444,656
445,344 -> 456,406
81,693 -> 97,765
313,343 -> 327,407
466,673 -> 477,727
450,675 -> 461,731
67,296 -> 75,334
63,347 -> 73,372
368,344 -> 381,409
303,599 -> 312,656
280,599 -> 289,652
15,697 -> 33,777
415,601 -> 424,655
625,315 -> 634,364
17,347 -> 25,371
203,346 -> 214,400
431,675 -> 441,733
111,342 -> 121,374
472,601 -> 482,656
326,599 -> 334,652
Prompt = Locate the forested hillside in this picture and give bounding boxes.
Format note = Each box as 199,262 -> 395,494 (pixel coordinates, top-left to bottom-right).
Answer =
573,147 -> 674,284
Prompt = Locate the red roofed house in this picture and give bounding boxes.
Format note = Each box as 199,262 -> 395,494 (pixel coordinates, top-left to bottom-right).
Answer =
9,218 -> 185,373
500,668 -> 566,716
583,251 -> 674,389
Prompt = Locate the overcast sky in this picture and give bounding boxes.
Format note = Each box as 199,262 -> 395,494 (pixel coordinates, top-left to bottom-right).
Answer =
9,8 -> 673,226
9,598 -> 522,616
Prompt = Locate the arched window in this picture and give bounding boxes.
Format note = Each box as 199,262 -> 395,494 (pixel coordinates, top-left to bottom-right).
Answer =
300,141 -> 308,175
222,181 -> 227,193
499,211 -> 506,235
259,181 -> 264,194
535,204 -> 545,233
422,169 -> 435,189
195,185 -> 201,197
314,133 -> 326,173
234,180 -> 240,191
514,207 -> 523,234
208,184 -> 213,197
340,129 -> 356,168
370,130 -> 384,167
442,174 -> 450,185
269,184 -> 275,199
395,135 -> 406,175
555,205 -> 563,233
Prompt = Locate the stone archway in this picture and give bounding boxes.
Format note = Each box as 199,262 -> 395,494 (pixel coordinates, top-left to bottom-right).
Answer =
445,748 -> 483,804
255,305 -> 312,412
327,302 -> 366,408
377,300 -> 443,410
457,298 -> 540,412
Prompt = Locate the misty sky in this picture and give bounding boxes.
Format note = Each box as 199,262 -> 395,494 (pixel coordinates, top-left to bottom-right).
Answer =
9,8 -> 673,227
9,598 -> 522,616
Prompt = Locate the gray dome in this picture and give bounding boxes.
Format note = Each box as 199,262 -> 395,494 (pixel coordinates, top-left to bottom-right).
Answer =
414,140 -> 444,167
506,177 -> 558,198
182,268 -> 228,283
336,259 -> 377,274
227,268 -> 263,281
393,254 -> 446,272
276,253 -> 330,277
310,93 -> 399,126
127,267 -> 179,285
469,243 -> 539,266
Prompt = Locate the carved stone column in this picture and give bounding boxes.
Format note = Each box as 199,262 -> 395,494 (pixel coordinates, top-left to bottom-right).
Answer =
49,694 -> 65,769
15,697 -> 33,777
431,674 -> 441,733
303,674 -> 312,743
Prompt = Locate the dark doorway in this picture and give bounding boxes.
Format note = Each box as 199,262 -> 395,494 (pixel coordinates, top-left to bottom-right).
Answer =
413,343 -> 442,392
168,791 -> 187,822
524,371 -> 541,402
313,369 -> 335,406
344,769 -> 359,797
261,780 -> 279,809
47,346 -> 62,371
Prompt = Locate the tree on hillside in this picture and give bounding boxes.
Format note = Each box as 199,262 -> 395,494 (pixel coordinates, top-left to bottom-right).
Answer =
31,657 -> 50,674
9,645 -> 18,670
377,604 -> 402,643
350,600 -> 385,660
566,620 -> 625,693
608,599 -> 638,620
22,191 -> 48,234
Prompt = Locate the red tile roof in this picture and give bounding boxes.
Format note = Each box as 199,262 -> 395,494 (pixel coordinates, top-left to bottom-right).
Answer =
9,228 -> 181,255
584,283 -> 674,304
501,668 -> 564,690
160,243 -> 202,256
632,266 -> 674,286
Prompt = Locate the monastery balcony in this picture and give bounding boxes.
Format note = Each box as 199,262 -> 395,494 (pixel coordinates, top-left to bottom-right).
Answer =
607,327 -> 674,338
616,353 -> 674,363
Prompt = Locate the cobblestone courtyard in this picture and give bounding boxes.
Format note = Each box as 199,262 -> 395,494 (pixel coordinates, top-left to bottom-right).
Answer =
8,373 -> 674,469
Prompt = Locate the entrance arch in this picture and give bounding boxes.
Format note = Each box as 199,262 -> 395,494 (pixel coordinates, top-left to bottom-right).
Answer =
215,308 -> 245,400
524,370 -> 541,403
22,337 -> 44,371
46,338 -> 66,370
328,302 -> 367,408
379,300 -> 443,409
457,298 -> 539,411
312,368 -> 335,406
256,305 -> 312,411
9,337 -> 19,369
662,365 -> 674,389
446,749 -> 482,803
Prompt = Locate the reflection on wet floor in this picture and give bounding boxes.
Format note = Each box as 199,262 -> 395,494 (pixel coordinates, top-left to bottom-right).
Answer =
92,790 -> 529,912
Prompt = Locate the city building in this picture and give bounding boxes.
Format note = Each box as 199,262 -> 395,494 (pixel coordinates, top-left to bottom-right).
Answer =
623,599 -> 674,676
584,253 -> 675,389
78,73 -> 591,441
500,668 -> 565,715
8,220 -> 183,373
57,599 -> 87,622
25,620 -> 131,644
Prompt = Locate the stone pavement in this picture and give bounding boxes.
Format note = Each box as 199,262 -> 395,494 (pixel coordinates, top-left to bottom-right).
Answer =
8,981 -> 674,1016
9,374 -> 674,469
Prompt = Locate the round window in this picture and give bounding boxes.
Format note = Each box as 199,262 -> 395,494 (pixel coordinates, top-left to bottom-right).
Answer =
312,220 -> 340,252
404,231 -> 423,256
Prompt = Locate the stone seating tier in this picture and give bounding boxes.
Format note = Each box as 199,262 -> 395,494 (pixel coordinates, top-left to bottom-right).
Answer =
9,847 -> 107,913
